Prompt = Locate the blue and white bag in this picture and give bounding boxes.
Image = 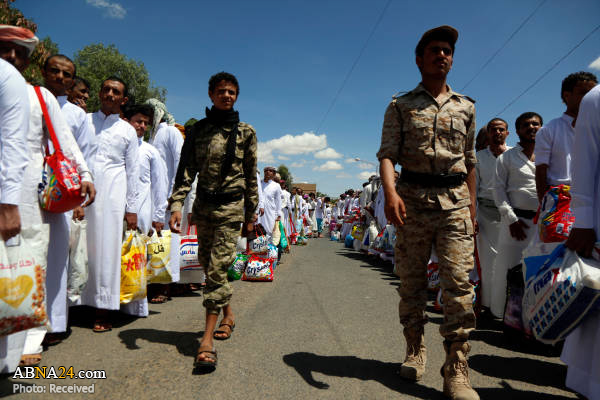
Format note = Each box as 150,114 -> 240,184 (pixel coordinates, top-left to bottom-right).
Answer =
522,244 -> 600,344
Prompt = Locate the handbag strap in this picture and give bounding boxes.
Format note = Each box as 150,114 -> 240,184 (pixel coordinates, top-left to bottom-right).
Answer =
33,86 -> 62,155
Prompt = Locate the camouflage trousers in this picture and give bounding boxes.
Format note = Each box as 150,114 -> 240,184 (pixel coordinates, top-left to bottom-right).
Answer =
394,202 -> 475,341
195,216 -> 241,314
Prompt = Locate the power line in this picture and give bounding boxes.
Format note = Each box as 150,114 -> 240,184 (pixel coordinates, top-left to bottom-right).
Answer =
497,23 -> 600,116
460,0 -> 547,92
315,0 -> 392,134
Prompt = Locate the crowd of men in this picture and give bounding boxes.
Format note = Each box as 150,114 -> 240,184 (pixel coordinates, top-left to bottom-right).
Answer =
0,20 -> 599,400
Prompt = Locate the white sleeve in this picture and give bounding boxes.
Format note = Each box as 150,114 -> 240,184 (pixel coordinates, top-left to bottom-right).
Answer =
73,111 -> 95,164
0,66 -> 29,204
170,126 -> 183,182
41,88 -> 92,183
493,154 -> 518,225
571,89 -> 600,229
275,186 -> 282,218
150,149 -> 169,223
533,125 -> 552,166
124,126 -> 140,213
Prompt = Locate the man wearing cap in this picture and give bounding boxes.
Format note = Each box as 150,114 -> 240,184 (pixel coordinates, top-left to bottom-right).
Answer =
377,26 -> 479,399
258,166 -> 282,236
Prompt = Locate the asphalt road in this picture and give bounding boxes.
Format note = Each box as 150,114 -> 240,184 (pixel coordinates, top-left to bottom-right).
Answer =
1,236 -> 578,399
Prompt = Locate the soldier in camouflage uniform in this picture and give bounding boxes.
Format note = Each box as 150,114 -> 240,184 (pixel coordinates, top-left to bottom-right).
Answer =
377,26 -> 479,400
169,72 -> 258,370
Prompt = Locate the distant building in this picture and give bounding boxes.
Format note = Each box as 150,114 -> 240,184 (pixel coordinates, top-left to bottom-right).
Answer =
293,183 -> 317,195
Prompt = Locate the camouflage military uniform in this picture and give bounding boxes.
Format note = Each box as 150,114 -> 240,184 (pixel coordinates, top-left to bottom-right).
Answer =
377,83 -> 477,341
170,116 -> 258,314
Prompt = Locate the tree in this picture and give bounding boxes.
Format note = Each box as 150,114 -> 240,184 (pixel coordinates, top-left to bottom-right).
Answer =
73,43 -> 166,113
0,0 -> 59,85
277,164 -> 293,190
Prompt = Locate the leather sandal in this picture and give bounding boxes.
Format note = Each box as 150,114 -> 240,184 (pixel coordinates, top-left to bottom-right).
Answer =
194,346 -> 217,369
213,318 -> 235,340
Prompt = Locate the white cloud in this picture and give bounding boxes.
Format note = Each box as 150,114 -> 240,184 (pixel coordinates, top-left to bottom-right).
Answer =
86,0 -> 126,19
257,146 -> 276,163
590,55 -> 600,71
278,155 -> 290,160
314,147 -> 342,159
313,161 -> 343,171
257,132 -> 327,163
335,172 -> 352,178
357,171 -> 373,180
357,162 -> 374,170
290,160 -> 307,168
345,158 -> 357,163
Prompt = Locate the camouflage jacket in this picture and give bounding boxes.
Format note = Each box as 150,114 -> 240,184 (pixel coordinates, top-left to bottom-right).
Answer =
376,83 -> 477,210
169,119 -> 258,223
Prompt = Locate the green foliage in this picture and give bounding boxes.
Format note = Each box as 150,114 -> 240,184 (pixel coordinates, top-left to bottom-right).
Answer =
277,164 -> 293,190
73,43 -> 166,113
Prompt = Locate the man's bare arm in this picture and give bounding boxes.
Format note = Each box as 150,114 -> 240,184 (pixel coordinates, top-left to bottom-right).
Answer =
535,164 -> 549,203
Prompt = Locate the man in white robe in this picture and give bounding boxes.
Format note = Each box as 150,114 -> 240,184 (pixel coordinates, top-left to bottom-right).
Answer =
258,166 -> 282,237
535,72 -> 597,201
0,57 -> 31,373
122,104 -> 169,315
315,196 -> 326,237
562,84 -> 600,400
291,188 -> 305,235
81,77 -> 139,332
146,99 -> 184,284
475,118 -> 510,310
280,180 -> 291,236
491,112 -> 542,318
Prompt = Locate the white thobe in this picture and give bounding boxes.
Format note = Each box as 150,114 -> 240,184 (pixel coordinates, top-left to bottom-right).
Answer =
258,180 -> 282,234
57,95 -> 94,163
534,113 -> 575,185
336,199 -> 344,218
374,186 -> 387,229
561,85 -> 600,400
490,145 -> 537,317
291,194 -> 304,233
281,189 -> 291,235
0,60 -> 30,374
149,122 -> 183,281
80,111 -> 139,311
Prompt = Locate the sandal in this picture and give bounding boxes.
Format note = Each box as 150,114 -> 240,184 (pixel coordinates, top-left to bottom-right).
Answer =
149,294 -> 168,304
214,318 -> 235,340
19,354 -> 42,367
42,332 -> 63,347
93,320 -> 112,333
194,346 -> 217,369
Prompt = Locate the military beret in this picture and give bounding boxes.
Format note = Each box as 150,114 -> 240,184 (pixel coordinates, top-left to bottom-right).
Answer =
415,25 -> 458,56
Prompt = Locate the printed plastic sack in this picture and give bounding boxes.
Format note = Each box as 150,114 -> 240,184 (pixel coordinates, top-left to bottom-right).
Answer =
271,221 -> 281,246
120,230 -> 148,304
236,236 -> 247,253
146,230 -> 173,284
267,243 -> 278,260
228,253 -> 249,280
351,225 -> 365,241
278,221 -> 289,251
297,236 -> 308,246
248,224 -> 269,254
537,185 -> 575,243
427,261 -> 440,291
242,255 -> 274,282
330,231 -> 340,241
503,264 -> 532,337
179,225 -> 205,284
0,225 -> 49,336
522,244 -> 600,344
67,219 -> 88,303
344,234 -> 354,248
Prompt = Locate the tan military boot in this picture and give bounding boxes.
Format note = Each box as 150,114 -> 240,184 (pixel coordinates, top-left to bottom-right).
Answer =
441,341 -> 479,400
399,328 -> 426,381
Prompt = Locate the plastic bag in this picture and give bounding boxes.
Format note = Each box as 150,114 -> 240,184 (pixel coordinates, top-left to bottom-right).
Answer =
427,261 -> 440,291
248,224 -> 269,254
330,231 -> 340,241
67,219 -> 88,303
0,225 -> 49,336
179,225 -> 205,284
271,221 -> 281,246
242,255 -> 274,281
278,221 -> 289,251
503,264 -> 532,337
523,244 -> 600,344
120,230 -> 148,304
146,230 -> 173,284
537,185 -> 575,243
345,234 -> 354,248
228,253 -> 248,280
351,225 -> 365,241
236,236 -> 247,253
267,243 -> 278,260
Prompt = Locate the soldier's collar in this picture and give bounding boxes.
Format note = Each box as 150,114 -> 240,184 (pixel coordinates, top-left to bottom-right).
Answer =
412,83 -> 475,104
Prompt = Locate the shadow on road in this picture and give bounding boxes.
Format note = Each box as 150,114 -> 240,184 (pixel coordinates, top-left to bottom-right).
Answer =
118,329 -> 201,358
335,249 -> 400,287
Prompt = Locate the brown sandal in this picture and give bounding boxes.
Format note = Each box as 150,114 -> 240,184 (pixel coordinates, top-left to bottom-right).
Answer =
194,346 -> 217,369
213,318 -> 235,340
93,320 -> 112,333
19,354 -> 42,367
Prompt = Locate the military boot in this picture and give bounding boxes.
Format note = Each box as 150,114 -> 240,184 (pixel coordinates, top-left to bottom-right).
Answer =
399,328 -> 426,381
441,341 -> 479,400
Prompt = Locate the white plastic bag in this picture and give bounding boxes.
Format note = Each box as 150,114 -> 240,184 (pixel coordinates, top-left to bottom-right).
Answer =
179,225 -> 205,284
67,219 -> 88,303
0,225 -> 50,336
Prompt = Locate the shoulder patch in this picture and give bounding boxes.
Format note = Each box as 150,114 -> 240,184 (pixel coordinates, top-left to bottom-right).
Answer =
392,91 -> 410,99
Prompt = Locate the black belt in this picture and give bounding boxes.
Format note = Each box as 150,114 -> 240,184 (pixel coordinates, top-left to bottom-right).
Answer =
400,169 -> 467,188
513,208 -> 537,220
197,188 -> 243,204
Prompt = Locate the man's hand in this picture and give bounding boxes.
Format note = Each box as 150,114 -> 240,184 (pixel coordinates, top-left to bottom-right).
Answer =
509,219 -> 529,241
73,206 -> 85,221
469,204 -> 478,236
384,191 -> 406,226
0,204 -> 21,241
259,208 -> 264,216
124,212 -> 138,231
152,221 -> 164,236
81,181 -> 96,207
566,228 -> 597,258
169,211 -> 182,234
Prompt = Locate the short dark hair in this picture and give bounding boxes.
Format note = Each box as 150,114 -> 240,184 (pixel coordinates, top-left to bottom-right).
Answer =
209,71 -> 239,94
324,196 -> 330,202
73,76 -> 90,90
515,112 -> 543,131
561,71 -> 597,102
43,54 -> 75,76
123,104 -> 154,121
487,118 -> 508,131
102,76 -> 129,98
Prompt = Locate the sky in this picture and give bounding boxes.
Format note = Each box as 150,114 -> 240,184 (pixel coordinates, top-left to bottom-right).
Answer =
17,0 -> 600,196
